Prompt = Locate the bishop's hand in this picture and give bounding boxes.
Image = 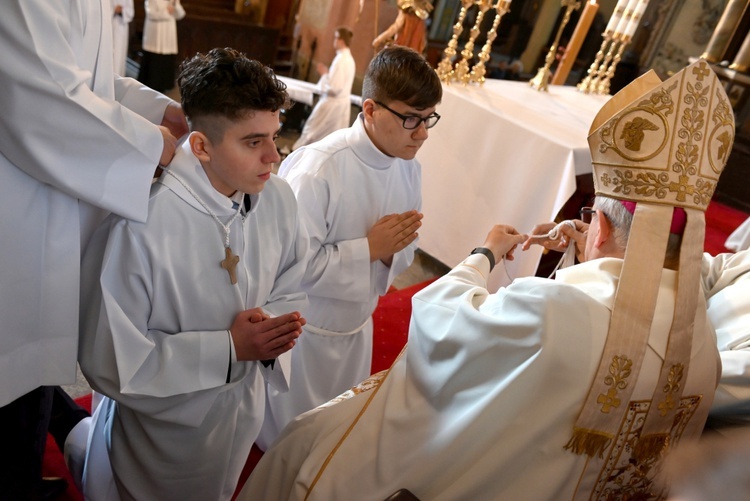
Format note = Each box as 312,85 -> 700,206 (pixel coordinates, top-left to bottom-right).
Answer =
230,308 -> 306,362
480,225 -> 527,262
522,220 -> 588,262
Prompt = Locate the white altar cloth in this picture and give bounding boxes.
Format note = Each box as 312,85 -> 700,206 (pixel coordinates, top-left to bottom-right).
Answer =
416,79 -> 610,290
278,75 -> 361,107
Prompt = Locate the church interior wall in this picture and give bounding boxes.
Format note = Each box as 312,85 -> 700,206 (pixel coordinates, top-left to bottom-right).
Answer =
121,0 -> 749,211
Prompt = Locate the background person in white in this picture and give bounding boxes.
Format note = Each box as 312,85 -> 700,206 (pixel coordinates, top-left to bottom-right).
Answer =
0,1 -> 185,498
138,0 -> 186,92
256,46 -> 441,450
78,48 -> 308,500
292,27 -> 356,150
112,0 -> 134,75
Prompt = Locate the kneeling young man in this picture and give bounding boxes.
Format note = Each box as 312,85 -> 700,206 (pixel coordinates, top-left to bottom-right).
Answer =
258,46 -> 442,448
78,48 -> 308,500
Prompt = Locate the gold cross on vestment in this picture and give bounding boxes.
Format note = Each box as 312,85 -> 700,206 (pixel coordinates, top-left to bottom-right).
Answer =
692,63 -> 710,81
669,174 -> 695,202
220,246 -> 240,285
597,388 -> 621,414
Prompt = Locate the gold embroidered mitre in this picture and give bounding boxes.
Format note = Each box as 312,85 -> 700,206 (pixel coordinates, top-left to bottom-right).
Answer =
566,60 -> 734,464
589,59 -> 734,211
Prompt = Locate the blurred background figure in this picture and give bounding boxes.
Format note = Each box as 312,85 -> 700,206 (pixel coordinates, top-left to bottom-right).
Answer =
138,0 -> 186,92
660,430 -> 750,501
292,26 -> 355,151
372,0 -> 432,54
112,0 -> 134,76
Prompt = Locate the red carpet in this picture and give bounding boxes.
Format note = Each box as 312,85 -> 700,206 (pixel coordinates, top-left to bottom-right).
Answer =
704,200 -> 748,255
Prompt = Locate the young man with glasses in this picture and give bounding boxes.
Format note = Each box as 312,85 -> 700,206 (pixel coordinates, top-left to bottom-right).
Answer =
256,45 -> 442,449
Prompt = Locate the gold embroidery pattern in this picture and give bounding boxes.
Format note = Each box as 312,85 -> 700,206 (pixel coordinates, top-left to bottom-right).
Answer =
657,364 -> 684,417
598,84 -> 675,162
588,396 -> 702,501
709,89 -> 735,174
597,356 -> 633,414
599,169 -> 672,200
597,70 -> 720,209
321,370 -> 387,407
670,77 -> 710,205
620,117 -> 659,151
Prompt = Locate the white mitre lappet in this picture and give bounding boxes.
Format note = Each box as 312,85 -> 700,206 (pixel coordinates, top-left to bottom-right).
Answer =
565,59 -> 735,461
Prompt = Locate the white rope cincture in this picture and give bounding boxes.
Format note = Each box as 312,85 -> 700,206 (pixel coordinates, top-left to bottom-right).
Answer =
164,168 -> 243,248
502,220 -> 578,282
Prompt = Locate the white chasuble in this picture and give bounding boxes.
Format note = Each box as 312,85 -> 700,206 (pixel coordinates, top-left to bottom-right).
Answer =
241,255 -> 718,501
79,141 -> 308,500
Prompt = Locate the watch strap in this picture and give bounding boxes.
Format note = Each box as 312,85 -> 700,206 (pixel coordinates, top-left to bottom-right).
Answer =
470,247 -> 495,272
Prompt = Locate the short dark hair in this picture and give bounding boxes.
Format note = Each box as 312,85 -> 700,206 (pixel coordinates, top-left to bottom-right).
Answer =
362,46 -> 441,109
178,47 -> 290,139
336,27 -> 353,47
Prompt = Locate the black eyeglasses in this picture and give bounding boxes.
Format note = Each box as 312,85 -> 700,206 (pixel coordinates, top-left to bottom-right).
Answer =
374,101 -> 441,130
579,206 -> 597,224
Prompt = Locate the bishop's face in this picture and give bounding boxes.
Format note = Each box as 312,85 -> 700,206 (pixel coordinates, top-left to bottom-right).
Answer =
363,99 -> 436,160
198,110 -> 281,197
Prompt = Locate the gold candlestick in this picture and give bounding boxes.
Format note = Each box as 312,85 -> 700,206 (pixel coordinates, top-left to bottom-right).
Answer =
598,35 -> 629,95
437,0 -> 475,83
552,0 -> 598,86
588,34 -> 622,93
470,0 -> 512,85
455,0 -> 494,85
530,0 -> 581,92
578,32 -> 612,93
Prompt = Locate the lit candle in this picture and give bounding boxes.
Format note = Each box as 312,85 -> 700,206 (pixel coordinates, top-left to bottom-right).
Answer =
604,0 -> 627,34
730,29 -> 750,72
702,0 -> 748,62
552,0 -> 600,85
623,0 -> 649,39
614,0 -> 639,38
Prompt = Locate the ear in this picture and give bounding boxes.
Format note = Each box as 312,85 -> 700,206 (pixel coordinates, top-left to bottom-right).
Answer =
189,131 -> 211,163
362,98 -> 377,124
593,209 -> 612,249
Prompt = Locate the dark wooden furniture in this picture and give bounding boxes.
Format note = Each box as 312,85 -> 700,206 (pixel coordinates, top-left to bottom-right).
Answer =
128,0 -> 279,72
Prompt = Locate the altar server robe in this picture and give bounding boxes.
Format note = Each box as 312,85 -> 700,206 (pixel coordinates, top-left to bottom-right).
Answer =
0,0 -> 169,406
702,251 -> 750,419
112,0 -> 135,76
242,255 -> 719,501
292,47 -> 355,150
257,115 -> 421,449
78,141 -> 308,500
142,0 -> 185,55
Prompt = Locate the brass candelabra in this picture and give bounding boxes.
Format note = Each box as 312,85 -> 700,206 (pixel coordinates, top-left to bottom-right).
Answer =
436,0 -> 475,83
470,0 -> 512,85
436,0 -> 512,86
530,0 -> 581,92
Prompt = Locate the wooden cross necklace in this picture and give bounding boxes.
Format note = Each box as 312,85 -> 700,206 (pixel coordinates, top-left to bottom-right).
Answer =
165,169 -> 243,285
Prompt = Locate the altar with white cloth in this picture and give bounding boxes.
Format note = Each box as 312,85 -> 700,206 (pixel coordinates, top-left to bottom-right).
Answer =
416,79 -> 610,290
277,75 -> 362,107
